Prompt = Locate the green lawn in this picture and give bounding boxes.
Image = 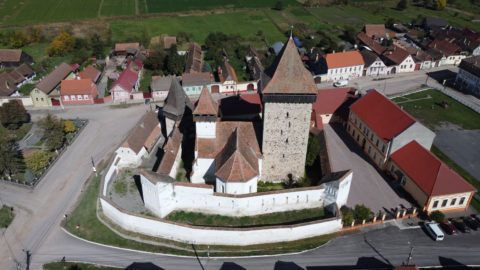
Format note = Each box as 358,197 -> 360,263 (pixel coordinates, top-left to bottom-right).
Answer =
0,123 -> 32,142
392,89 -> 480,130
0,205 -> 14,228
100,0 -> 136,17
64,171 -> 336,256
166,208 -> 326,227
110,11 -> 285,44
43,262 -> 120,270
144,0 -> 299,13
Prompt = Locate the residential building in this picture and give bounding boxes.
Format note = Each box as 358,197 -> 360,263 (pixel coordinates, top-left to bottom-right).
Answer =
455,55 -> 480,97
413,50 -> 435,70
31,63 -> 76,107
184,43 -> 203,73
182,72 -> 212,95
364,24 -> 387,39
360,49 -> 390,76
110,60 -> 143,102
163,36 -> 177,50
60,79 -> 98,105
311,88 -> 358,128
325,51 -> 364,82
79,65 -> 101,83
116,111 -> 162,167
422,17 -> 448,30
114,42 -> 140,56
356,32 -> 387,55
0,49 -> 33,68
245,46 -> 264,81
150,75 -> 173,101
389,141 -> 476,213
216,59 -> 238,93
260,37 -> 317,181
347,90 -> 435,168
427,39 -> 466,66
0,64 -> 36,97
0,73 -> 17,97
382,46 -> 415,73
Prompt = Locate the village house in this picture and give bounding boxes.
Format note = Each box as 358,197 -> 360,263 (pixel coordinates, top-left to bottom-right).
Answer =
324,51 -> 364,82
347,90 -> 435,168
389,141 -> 476,213
413,50 -> 435,70
114,42 -> 140,56
360,49 -> 390,76
382,46 -> 415,73
215,59 -> 238,93
455,55 -> 480,97
245,46 -> 264,81
78,65 -> 101,83
110,60 -> 143,102
427,39 -> 466,66
0,49 -> 33,68
181,72 -> 212,96
430,27 -> 480,56
184,43 -> 203,73
60,79 -> 98,105
162,36 -> 177,50
364,24 -> 387,40
31,63 -> 76,107
311,88 -> 358,129
0,64 -> 36,97
422,17 -> 449,31
150,75 -> 173,101
116,111 -> 163,167
356,32 -> 387,56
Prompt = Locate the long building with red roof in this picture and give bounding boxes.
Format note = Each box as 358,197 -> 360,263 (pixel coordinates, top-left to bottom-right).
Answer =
389,141 -> 475,213
347,89 -> 435,168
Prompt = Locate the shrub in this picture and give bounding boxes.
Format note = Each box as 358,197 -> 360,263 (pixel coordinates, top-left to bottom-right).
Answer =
353,204 -> 372,221
341,206 -> 354,224
430,210 -> 445,223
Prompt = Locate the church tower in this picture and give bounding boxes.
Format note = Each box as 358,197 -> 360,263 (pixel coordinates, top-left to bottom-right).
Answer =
260,37 -> 317,182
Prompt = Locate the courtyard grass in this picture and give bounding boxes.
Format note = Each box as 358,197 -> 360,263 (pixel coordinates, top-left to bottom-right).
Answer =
43,262 -> 120,270
166,208 -> 326,227
0,205 -> 14,228
392,89 -> 480,130
63,171 -> 337,256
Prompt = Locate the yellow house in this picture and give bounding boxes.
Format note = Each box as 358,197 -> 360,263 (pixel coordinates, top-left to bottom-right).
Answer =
388,141 -> 476,213
31,63 -> 75,107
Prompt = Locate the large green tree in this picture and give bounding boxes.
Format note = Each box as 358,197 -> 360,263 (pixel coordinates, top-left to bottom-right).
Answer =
90,33 -> 104,59
0,138 -> 24,179
39,114 -> 65,151
0,100 -> 30,130
165,45 -> 185,75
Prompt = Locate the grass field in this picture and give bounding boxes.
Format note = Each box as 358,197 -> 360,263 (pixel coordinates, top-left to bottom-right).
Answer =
0,205 -> 14,228
392,89 -> 480,130
166,208 -> 326,227
110,10 -> 285,44
43,262 -> 120,270
100,0 -> 136,17
144,0 -> 298,13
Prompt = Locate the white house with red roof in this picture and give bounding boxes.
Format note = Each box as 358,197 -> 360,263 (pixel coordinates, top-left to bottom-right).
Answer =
324,51 -> 364,82
389,141 -> 475,213
347,90 -> 435,168
60,79 -> 98,105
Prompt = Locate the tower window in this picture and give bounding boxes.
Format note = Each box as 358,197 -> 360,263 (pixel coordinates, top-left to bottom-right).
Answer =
286,112 -> 289,118
285,138 -> 289,144
288,122 -> 291,128
280,130 -> 283,135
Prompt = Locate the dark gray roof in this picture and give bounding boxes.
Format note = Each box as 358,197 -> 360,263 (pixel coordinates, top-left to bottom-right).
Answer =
423,17 -> 448,28
163,78 -> 193,119
360,49 -> 380,67
150,75 -> 173,92
459,55 -> 480,77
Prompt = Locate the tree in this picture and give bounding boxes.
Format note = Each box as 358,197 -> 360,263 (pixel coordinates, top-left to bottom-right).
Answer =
274,0 -> 285,10
71,48 -> 89,65
90,34 -> 104,59
0,137 -> 24,179
341,206 -> 354,225
47,31 -> 75,56
341,26 -> 357,44
63,120 -> 76,133
437,0 -> 447,9
397,0 -> 408,10
430,210 -> 445,223
165,45 -> 185,75
144,44 -> 166,71
385,17 -> 395,28
176,32 -> 192,45
353,204 -> 372,221
25,151 -> 53,174
26,26 -> 44,43
39,114 -> 65,151
306,134 -> 321,167
0,100 -> 30,130
6,30 -> 29,48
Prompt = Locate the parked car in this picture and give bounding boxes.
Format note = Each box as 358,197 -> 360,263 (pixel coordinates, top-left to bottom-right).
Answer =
451,219 -> 471,233
333,79 -> 349,87
424,222 -> 445,241
440,221 -> 457,235
463,217 -> 479,231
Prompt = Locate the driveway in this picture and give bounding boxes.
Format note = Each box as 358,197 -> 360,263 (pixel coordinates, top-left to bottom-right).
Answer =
324,124 -> 413,214
434,129 -> 480,181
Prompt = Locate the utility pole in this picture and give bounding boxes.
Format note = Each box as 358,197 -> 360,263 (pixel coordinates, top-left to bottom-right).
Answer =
25,250 -> 31,270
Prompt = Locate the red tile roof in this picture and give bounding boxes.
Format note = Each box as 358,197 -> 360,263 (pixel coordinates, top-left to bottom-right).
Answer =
111,69 -> 138,93
350,90 -> 415,141
79,65 -> 101,83
193,86 -> 218,116
115,42 -> 140,52
357,32 -> 387,55
326,51 -> 365,68
0,49 -> 22,62
60,79 -> 97,96
313,88 -> 354,115
391,141 -> 476,197
364,24 -> 386,38
428,39 -> 461,56
382,46 -> 411,65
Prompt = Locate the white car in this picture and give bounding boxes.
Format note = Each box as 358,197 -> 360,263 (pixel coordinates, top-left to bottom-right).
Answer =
425,222 -> 445,241
333,79 -> 349,87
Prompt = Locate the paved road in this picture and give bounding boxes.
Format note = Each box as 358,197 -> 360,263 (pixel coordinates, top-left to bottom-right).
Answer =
0,104 -> 149,270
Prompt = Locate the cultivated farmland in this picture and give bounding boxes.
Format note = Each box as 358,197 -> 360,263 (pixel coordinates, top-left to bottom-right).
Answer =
143,0 -> 298,13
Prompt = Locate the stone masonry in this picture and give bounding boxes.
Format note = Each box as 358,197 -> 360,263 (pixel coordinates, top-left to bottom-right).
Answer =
262,102 -> 312,182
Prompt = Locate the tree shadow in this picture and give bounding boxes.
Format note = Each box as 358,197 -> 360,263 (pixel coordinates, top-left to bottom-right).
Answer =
274,261 -> 304,270
125,262 -> 165,270
218,262 -> 247,270
306,256 -> 392,269
438,256 -> 468,269
133,174 -> 143,202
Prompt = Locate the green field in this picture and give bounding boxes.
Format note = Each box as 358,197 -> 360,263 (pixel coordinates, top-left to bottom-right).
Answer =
393,89 -> 480,130
100,0 -> 136,17
144,0 -> 298,13
110,10 -> 285,44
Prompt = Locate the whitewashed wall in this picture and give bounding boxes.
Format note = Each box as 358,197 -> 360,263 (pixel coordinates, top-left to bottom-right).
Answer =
0,96 -> 34,107
115,147 -> 146,167
100,198 -> 342,246
216,176 -> 258,194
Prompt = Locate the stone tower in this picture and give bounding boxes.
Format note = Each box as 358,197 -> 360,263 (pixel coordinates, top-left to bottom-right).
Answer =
260,37 -> 317,182
162,78 -> 193,137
